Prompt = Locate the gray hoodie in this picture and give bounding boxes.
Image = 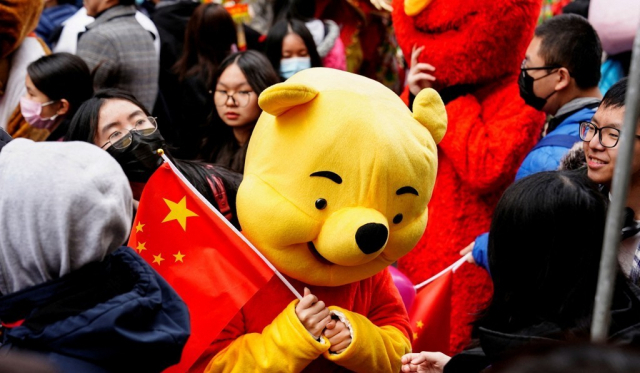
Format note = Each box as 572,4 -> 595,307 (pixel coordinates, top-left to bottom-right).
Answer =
0,139 -> 132,295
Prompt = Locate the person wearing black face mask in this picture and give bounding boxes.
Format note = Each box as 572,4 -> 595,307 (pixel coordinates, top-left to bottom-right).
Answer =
65,88 -> 244,230
461,14 -> 605,273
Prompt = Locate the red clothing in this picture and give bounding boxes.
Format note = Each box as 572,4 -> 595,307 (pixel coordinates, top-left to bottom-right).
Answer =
196,268 -> 412,372
399,79 -> 546,352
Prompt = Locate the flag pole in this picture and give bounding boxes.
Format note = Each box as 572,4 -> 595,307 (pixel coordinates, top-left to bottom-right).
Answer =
414,254 -> 470,291
157,150 -> 303,301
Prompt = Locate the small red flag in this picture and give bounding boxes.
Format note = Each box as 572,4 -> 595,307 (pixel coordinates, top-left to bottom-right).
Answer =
128,161 -> 275,372
409,270 -> 453,356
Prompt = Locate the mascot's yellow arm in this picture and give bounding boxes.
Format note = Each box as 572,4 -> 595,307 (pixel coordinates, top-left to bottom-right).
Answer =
205,301 -> 329,372
325,306 -> 411,373
205,302 -> 410,372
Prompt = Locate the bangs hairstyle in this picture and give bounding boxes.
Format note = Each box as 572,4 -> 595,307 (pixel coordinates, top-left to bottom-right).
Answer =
535,14 -> 602,89
65,89 -> 150,144
264,18 -> 322,76
213,50 -> 280,95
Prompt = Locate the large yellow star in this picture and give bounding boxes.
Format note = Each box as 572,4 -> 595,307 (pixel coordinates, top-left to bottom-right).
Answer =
153,253 -> 165,265
162,196 -> 198,231
135,221 -> 145,232
173,251 -> 185,263
416,320 -> 424,329
136,242 -> 147,254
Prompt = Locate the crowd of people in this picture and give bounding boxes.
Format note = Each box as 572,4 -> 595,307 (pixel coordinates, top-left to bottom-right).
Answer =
0,0 -> 639,371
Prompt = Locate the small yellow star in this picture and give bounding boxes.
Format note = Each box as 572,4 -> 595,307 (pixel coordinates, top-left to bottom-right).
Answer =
135,222 -> 145,232
416,320 -> 424,329
152,254 -> 165,265
413,332 -> 418,340
136,242 -> 147,254
162,196 -> 198,231
173,251 -> 185,263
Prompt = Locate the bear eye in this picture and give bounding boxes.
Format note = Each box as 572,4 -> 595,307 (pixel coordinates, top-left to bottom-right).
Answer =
315,198 -> 327,210
393,214 -> 403,224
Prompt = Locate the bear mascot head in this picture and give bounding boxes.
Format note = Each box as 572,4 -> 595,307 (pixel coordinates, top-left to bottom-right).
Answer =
236,67 -> 446,286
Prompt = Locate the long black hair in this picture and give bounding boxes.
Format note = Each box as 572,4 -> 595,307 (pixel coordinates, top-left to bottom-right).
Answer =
476,170 -> 611,334
66,88 -> 243,228
199,51 -> 279,173
264,18 -> 322,78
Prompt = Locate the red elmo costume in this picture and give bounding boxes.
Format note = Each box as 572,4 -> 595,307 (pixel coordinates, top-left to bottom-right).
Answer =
392,0 -> 546,352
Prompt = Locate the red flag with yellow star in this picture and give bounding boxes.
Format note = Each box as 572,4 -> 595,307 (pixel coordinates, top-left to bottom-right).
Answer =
128,161 -> 275,372
409,270 -> 452,356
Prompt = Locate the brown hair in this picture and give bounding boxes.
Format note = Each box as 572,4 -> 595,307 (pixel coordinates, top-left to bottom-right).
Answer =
173,3 -> 237,88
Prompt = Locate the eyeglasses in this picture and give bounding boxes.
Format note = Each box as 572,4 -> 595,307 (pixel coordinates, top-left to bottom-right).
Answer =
100,116 -> 158,150
213,89 -> 253,108
580,121 -> 622,148
580,121 -> 640,148
520,59 -> 561,79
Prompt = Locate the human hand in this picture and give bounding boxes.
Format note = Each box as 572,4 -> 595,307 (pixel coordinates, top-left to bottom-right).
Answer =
460,241 -> 476,264
407,45 -> 436,96
370,0 -> 393,12
323,318 -> 352,353
295,287 -> 332,340
401,351 -> 451,372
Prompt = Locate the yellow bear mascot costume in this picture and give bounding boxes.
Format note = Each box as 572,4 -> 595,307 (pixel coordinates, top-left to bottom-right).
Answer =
203,68 -> 446,372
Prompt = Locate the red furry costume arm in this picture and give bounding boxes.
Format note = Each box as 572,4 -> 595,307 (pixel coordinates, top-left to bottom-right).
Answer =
323,269 -> 413,373
437,80 -> 545,194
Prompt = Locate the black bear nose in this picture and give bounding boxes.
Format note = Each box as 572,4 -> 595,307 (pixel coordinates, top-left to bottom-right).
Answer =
355,223 -> 388,254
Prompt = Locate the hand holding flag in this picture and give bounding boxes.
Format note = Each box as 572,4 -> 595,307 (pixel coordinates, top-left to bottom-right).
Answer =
128,152 -> 301,372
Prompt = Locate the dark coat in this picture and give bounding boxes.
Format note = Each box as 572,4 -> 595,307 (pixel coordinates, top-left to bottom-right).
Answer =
0,247 -> 190,373
445,284 -> 640,373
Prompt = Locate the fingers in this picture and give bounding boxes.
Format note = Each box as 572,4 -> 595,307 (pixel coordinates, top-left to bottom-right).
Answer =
412,62 -> 436,72
379,0 -> 393,12
325,319 -> 337,330
297,288 -> 318,310
411,45 -> 425,67
309,313 -> 332,337
459,242 -> 473,256
401,353 -> 423,364
323,322 -> 341,339
329,335 -> 352,352
401,363 -> 422,372
419,351 -> 451,367
460,242 -> 476,263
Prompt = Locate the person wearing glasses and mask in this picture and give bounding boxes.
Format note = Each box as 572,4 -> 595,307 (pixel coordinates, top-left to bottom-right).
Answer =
199,51 -> 280,174
65,88 -> 244,230
462,14 -> 604,271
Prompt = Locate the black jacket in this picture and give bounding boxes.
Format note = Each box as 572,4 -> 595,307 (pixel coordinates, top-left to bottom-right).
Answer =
445,284 -> 640,373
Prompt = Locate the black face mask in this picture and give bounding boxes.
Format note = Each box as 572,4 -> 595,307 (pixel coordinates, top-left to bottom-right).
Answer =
518,70 -> 557,111
106,131 -> 166,183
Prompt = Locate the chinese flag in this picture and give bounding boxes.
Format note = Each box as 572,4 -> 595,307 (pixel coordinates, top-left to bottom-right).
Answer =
128,162 -> 275,372
409,270 -> 452,356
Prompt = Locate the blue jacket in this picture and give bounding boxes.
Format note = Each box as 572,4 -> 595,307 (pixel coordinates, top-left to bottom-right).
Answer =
473,104 -> 598,273
0,247 -> 190,372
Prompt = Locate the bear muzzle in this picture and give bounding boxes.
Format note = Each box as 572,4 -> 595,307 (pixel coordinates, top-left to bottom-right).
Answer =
314,207 -> 390,267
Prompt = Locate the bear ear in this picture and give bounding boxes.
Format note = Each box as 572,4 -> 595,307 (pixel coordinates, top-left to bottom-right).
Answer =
412,88 -> 447,144
258,82 -> 319,117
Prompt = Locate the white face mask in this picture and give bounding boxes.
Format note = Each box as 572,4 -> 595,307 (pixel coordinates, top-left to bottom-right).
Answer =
279,57 -> 312,79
